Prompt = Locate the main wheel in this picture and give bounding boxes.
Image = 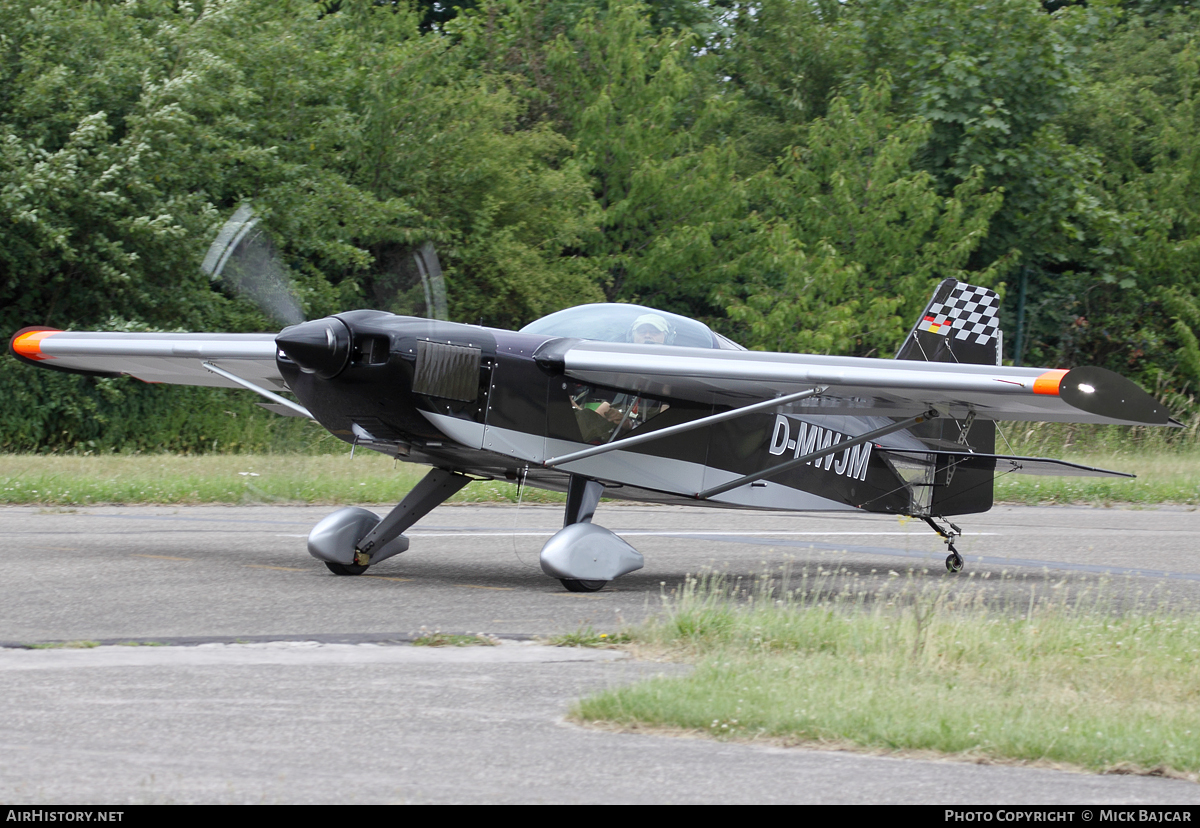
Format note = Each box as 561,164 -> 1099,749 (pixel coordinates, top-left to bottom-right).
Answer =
945,552 -> 964,573
325,561 -> 369,576
560,578 -> 607,593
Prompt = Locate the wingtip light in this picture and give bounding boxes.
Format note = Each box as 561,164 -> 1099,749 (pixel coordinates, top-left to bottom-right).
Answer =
10,329 -> 60,361
1032,369 -> 1067,396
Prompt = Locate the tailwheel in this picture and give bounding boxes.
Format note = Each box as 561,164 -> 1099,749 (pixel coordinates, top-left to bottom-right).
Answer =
560,579 -> 607,593
325,561 -> 369,576
923,515 -> 965,573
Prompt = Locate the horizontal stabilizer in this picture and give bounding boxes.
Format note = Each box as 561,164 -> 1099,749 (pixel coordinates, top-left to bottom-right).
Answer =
877,448 -> 1134,478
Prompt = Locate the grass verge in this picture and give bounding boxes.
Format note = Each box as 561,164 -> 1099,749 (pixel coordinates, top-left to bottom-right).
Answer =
0,449 -> 1198,505
572,572 -> 1200,778
992,449 -> 1200,505
0,453 -> 565,506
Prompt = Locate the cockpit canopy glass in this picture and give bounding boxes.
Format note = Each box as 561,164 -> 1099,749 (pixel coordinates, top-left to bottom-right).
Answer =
519,303 -> 744,350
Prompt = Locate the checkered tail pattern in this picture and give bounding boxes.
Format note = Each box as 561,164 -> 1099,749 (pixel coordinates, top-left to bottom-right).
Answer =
896,279 -> 1003,365
917,283 -> 1000,345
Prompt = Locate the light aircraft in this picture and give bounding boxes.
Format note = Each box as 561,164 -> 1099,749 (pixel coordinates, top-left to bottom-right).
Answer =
9,279 -> 1177,591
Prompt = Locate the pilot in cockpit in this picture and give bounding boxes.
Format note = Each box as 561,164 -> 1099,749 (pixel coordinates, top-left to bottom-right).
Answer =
628,313 -> 672,345
572,314 -> 671,441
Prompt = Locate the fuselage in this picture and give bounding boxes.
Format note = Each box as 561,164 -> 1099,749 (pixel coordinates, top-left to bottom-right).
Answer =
277,309 -> 994,517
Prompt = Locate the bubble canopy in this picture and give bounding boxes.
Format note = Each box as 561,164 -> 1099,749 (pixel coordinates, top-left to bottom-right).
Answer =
520,303 -> 744,350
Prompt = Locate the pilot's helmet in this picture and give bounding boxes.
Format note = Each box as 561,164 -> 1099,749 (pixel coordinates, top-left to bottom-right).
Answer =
630,313 -> 673,345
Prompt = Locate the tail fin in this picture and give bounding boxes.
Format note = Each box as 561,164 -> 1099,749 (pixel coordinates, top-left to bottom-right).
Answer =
896,279 -> 1002,366
894,280 -> 1002,515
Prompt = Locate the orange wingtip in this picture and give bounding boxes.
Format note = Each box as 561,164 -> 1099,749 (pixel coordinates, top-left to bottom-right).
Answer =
10,329 -> 60,361
1033,369 -> 1069,395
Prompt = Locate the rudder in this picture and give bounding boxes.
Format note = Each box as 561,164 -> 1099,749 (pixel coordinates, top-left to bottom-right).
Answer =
896,279 -> 1002,366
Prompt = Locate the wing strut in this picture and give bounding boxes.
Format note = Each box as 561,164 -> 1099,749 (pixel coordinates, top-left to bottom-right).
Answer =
542,387 -> 825,469
697,409 -> 939,499
201,361 -> 313,419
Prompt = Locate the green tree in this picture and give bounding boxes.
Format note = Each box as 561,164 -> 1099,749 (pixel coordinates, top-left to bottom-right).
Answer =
0,0 -> 605,450
328,0 -> 605,327
719,82 -> 1007,356
716,0 -> 855,165
537,0 -> 749,314
844,0 -> 1105,270
1049,8 -> 1200,392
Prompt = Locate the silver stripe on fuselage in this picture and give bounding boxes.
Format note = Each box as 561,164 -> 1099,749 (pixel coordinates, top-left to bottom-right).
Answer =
419,411 -> 853,511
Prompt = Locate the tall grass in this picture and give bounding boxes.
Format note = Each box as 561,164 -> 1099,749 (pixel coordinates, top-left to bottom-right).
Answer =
994,448 -> 1200,504
1002,406 -> 1200,457
976,415 -> 1200,504
575,569 -> 1200,777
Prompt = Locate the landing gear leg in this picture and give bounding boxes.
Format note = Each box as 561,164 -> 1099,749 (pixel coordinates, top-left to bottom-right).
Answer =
563,474 -> 604,528
308,468 -> 471,574
923,515 -> 965,573
557,475 -> 607,593
354,468 -> 473,565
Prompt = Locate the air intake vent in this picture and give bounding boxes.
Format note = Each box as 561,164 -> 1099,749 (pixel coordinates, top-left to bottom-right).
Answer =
413,341 -> 481,402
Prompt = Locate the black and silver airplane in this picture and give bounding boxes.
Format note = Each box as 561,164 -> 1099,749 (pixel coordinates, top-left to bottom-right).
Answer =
9,279 -> 1177,591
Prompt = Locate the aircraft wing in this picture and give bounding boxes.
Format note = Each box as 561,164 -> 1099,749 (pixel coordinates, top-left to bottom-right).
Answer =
534,339 -> 1176,427
9,327 -> 286,392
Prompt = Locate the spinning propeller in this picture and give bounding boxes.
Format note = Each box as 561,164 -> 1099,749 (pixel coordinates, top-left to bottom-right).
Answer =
201,204 -> 304,327
201,204 -> 447,330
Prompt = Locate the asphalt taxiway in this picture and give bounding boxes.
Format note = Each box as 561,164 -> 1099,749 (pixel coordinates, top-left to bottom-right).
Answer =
1,503 -> 1198,803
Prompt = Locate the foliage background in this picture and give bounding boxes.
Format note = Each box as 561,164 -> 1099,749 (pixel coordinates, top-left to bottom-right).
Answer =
1,0 -> 1196,452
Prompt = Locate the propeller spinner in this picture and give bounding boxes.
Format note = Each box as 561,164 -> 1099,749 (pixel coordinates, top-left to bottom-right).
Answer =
276,318 -> 352,379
